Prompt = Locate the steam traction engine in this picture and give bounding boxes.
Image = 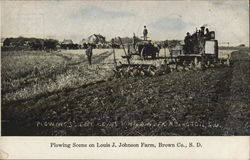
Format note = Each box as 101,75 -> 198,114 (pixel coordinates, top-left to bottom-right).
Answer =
170,26 -> 219,68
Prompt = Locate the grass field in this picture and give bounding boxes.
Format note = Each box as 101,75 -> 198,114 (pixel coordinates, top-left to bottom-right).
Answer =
1,47 -> 249,136
1,49 -> 113,101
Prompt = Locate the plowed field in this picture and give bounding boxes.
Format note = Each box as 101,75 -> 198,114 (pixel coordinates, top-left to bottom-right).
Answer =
2,48 -> 249,136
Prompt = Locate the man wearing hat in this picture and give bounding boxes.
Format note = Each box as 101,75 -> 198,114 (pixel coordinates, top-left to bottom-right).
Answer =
200,26 -> 205,36
184,32 -> 192,54
205,28 -> 211,40
143,26 -> 148,40
86,43 -> 93,65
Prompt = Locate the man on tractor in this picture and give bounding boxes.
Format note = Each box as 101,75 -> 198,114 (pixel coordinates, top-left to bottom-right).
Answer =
143,26 -> 148,40
205,28 -> 211,40
184,32 -> 193,54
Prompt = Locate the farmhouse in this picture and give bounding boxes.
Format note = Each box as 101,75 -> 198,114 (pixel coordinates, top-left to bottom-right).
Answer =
87,34 -> 106,44
81,34 -> 107,48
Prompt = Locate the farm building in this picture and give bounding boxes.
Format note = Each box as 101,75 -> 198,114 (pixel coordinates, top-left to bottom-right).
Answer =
61,39 -> 74,45
60,39 -> 79,50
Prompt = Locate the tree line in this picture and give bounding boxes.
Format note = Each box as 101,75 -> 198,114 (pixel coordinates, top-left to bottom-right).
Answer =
2,37 -> 60,51
1,37 -> 182,51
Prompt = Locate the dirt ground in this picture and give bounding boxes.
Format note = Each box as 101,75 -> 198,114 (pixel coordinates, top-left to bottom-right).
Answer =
1,48 -> 249,136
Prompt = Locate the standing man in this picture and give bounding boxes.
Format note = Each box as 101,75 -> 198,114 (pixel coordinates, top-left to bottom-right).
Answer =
86,43 -> 93,65
143,26 -> 148,40
205,28 -> 211,40
132,33 -> 136,49
184,32 -> 192,54
200,26 -> 205,36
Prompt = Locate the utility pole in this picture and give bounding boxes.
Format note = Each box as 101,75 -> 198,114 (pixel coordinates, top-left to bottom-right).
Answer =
118,37 -> 130,65
111,39 -> 117,67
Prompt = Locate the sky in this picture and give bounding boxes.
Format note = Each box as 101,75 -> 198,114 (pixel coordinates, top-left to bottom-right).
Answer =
1,0 -> 249,46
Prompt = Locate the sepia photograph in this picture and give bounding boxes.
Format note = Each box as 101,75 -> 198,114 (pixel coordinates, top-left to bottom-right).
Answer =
1,0 -> 249,137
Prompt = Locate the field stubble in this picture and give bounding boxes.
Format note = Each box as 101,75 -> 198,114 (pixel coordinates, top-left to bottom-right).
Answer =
1,50 -> 113,101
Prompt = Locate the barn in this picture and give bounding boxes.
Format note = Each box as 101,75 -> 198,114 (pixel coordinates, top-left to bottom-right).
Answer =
61,39 -> 78,49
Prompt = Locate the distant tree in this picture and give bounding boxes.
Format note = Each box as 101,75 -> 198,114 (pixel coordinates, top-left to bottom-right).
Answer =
14,37 -> 28,47
82,43 -> 88,49
44,39 -> 59,50
72,44 -> 79,49
111,36 -> 142,45
3,37 -> 30,50
2,37 -> 59,51
3,38 -> 13,46
29,38 -> 44,50
165,40 -> 182,48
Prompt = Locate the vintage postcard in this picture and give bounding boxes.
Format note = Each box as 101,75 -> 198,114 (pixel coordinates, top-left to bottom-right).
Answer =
0,0 -> 249,159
